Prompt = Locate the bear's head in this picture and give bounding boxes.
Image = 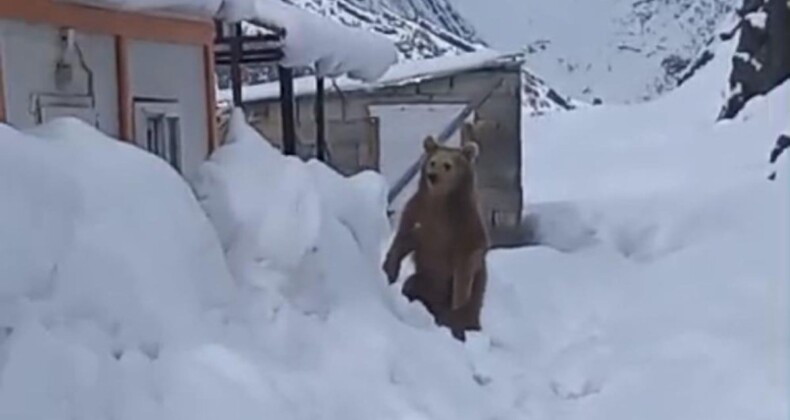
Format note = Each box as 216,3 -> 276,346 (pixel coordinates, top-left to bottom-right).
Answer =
420,131 -> 479,196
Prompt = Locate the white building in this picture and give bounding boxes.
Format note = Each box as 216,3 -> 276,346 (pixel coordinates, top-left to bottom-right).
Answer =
0,0 -> 396,180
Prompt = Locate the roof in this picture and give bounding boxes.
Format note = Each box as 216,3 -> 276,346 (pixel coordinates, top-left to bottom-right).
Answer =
63,0 -> 397,82
217,49 -> 524,105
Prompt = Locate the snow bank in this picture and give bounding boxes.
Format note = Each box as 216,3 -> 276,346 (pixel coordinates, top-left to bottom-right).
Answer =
0,118 -> 234,419
191,108 -> 508,419
0,112 -> 507,419
483,36 -> 789,419
236,0 -> 397,81
192,110 -> 322,292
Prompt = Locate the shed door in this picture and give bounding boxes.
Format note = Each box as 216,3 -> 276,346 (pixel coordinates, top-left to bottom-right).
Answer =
326,117 -> 379,176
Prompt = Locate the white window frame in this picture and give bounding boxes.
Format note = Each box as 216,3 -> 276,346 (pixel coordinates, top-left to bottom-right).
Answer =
134,99 -> 183,173
33,93 -> 99,127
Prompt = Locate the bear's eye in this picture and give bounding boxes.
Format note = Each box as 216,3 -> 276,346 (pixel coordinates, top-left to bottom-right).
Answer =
443,162 -> 452,171
429,160 -> 436,168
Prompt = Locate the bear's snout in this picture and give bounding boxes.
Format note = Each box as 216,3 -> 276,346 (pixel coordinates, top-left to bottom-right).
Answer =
427,173 -> 438,184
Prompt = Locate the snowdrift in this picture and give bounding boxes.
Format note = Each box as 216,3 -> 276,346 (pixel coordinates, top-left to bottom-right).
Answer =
0,113 -> 508,420
490,36 -> 790,420
191,109 -> 505,419
0,118 -> 234,419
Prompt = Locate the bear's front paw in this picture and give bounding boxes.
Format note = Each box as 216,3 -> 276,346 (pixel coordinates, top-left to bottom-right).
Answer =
383,257 -> 400,284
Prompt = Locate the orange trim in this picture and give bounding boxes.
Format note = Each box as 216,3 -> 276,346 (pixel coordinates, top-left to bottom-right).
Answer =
204,43 -> 219,154
0,48 -> 6,122
0,0 -> 214,45
115,35 -> 133,141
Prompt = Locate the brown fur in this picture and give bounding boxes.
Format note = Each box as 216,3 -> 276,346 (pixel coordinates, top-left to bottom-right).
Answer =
383,122 -> 490,341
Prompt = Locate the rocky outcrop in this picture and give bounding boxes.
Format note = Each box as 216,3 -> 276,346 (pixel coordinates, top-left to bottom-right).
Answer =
719,0 -> 790,119
345,0 -> 482,44
767,134 -> 789,180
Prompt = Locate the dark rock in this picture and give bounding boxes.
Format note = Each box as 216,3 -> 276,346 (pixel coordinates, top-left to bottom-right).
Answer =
720,20 -> 743,41
677,49 -> 715,86
662,54 -> 692,77
546,88 -> 574,110
720,0 -> 790,119
769,134 -> 790,164
767,133 -> 789,180
737,0 -> 764,16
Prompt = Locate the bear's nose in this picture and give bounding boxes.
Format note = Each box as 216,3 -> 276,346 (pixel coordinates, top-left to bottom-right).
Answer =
427,173 -> 438,184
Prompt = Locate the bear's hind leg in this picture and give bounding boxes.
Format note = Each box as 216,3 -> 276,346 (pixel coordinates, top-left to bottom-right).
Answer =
451,328 -> 466,342
403,273 -> 450,331
401,273 -> 423,303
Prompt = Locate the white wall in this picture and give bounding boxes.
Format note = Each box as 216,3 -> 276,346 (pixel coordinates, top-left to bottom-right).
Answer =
0,20 -> 119,135
127,40 -> 208,181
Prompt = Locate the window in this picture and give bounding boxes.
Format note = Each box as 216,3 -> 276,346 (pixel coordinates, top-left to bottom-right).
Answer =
134,100 -> 182,172
33,93 -> 99,127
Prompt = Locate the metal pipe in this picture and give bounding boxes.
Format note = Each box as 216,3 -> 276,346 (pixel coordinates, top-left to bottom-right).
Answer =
279,65 -> 297,155
315,77 -> 326,161
229,22 -> 243,107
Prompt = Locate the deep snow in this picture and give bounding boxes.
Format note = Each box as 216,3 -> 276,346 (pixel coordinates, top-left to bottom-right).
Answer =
0,26 -> 787,420
492,36 -> 789,419
0,113 -> 502,420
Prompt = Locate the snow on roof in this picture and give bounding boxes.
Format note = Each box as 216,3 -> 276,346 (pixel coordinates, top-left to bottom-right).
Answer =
64,0 -> 397,82
217,49 -> 523,105
234,0 -> 397,81
62,0 -> 224,17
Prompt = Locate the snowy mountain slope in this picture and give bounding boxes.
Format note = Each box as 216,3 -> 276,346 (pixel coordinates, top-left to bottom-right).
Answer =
287,0 -> 480,60
338,0 -> 482,43
452,0 -> 739,103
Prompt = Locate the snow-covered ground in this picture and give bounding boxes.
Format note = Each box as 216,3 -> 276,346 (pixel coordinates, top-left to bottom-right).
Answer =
486,37 -> 790,419
0,29 -> 787,420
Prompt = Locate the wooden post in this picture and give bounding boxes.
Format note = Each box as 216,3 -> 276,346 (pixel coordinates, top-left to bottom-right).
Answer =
115,35 -> 132,141
279,65 -> 296,155
0,49 -> 5,122
314,76 -> 326,161
203,42 -> 219,153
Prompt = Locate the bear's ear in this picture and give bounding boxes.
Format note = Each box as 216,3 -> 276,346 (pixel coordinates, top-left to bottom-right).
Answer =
462,142 -> 479,162
461,122 -> 476,145
423,136 -> 439,153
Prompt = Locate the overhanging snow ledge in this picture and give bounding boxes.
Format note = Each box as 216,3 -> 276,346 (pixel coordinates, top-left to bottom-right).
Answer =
60,0 -> 398,83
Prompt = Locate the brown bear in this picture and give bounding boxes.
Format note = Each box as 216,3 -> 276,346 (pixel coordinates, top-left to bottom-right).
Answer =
383,122 -> 489,341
